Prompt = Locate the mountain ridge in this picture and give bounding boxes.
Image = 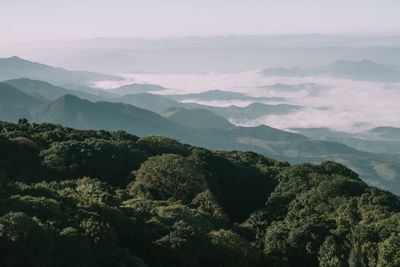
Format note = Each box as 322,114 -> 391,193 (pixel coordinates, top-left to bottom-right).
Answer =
0,56 -> 122,86
260,59 -> 400,82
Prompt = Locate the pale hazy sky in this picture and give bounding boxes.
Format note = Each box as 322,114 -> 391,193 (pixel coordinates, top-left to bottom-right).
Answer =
1,0 -> 400,42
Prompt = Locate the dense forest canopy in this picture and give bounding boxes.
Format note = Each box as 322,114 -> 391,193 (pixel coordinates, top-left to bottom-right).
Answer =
1,119 -> 400,266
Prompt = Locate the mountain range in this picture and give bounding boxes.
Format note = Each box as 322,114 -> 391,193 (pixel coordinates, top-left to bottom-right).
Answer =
8,35 -> 400,73
261,59 -> 400,82
4,78 -> 104,102
1,56 -> 400,194
2,81 -> 400,193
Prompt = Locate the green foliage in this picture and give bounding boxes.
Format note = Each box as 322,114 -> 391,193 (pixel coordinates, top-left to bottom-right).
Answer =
129,154 -> 206,203
0,212 -> 54,267
189,148 -> 278,222
318,236 -> 343,267
191,189 -> 228,220
0,134 -> 42,182
40,138 -> 147,186
138,135 -> 191,157
8,195 -> 62,221
206,229 -> 260,267
0,120 -> 399,266
377,233 -> 400,267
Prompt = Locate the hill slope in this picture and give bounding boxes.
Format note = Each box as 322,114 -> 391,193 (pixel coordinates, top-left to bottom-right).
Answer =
28,94 -> 199,140
161,107 -> 236,130
0,82 -> 43,107
4,78 -> 104,101
111,93 -> 185,113
0,82 -> 43,121
1,121 -> 400,266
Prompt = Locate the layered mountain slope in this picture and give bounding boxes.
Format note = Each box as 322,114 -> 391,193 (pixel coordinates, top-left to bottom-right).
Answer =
0,82 -> 42,107
0,56 -> 121,86
4,78 -> 103,101
369,126 -> 400,140
261,59 -> 400,82
161,107 -> 236,130
208,102 -> 302,122
110,92 -> 300,122
1,80 -> 400,194
28,94 -> 202,142
111,93 -> 185,113
0,82 -> 43,121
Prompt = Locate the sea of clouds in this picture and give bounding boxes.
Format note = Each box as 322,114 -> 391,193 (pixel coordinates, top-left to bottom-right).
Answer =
93,70 -> 400,133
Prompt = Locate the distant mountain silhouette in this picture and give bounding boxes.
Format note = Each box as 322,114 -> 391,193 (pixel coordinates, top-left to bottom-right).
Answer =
0,82 -> 42,107
28,94 -> 197,139
369,126 -> 400,139
4,78 -> 104,102
0,56 -> 121,86
111,93 -> 185,113
0,82 -> 43,121
323,59 -> 400,81
260,83 -> 325,96
260,59 -> 400,82
208,102 -> 303,122
161,107 -> 235,130
111,92 -> 300,122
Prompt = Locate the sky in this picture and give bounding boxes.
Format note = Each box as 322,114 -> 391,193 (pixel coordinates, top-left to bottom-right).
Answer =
1,0 -> 400,43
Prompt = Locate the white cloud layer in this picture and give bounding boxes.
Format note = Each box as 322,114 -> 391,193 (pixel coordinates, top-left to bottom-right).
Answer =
94,71 -> 400,133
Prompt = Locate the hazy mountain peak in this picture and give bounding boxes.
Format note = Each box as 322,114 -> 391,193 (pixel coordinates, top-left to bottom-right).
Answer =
0,56 -> 122,86
161,107 -> 235,130
360,58 -> 377,64
261,59 -> 400,82
6,77 -> 52,86
44,94 -> 94,112
0,56 -> 44,68
329,59 -> 380,68
3,78 -> 104,102
56,94 -> 89,104
7,56 -> 25,61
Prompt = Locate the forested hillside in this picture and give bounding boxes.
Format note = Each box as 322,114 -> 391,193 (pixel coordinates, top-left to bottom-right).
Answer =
1,120 -> 400,266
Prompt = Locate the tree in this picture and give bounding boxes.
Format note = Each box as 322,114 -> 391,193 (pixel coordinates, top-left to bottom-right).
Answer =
129,154 -> 206,203
17,118 -> 28,126
378,233 -> 400,267
0,212 -> 54,267
206,229 -> 259,267
319,236 -> 342,267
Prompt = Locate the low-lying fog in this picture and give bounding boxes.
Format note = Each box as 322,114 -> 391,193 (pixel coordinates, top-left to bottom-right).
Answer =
94,71 -> 400,133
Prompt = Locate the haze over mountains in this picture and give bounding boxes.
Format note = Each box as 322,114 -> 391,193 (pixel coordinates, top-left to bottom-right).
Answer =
260,59 -> 400,82
0,56 -> 121,86
3,35 -> 400,73
1,55 -> 400,195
